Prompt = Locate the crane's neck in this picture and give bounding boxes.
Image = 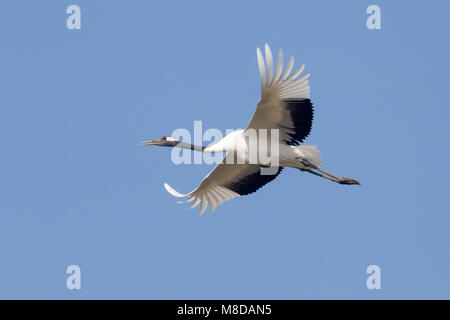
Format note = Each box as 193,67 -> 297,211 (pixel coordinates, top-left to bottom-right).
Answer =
175,141 -> 206,152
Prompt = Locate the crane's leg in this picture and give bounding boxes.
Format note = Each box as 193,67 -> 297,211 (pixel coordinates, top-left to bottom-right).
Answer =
300,168 -> 341,183
300,160 -> 361,185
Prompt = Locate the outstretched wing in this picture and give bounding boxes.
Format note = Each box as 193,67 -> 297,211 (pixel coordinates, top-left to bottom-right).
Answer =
164,154 -> 283,215
246,43 -> 313,145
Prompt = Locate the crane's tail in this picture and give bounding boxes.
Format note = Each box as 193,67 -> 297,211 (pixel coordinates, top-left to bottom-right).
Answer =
293,145 -> 322,168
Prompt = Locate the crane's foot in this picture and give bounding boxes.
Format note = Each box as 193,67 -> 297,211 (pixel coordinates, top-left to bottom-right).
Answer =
338,178 -> 361,185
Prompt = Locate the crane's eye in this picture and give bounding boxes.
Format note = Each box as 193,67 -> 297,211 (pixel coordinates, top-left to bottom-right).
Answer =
161,136 -> 167,141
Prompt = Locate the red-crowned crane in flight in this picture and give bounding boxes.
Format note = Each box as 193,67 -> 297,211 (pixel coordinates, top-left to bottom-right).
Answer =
141,44 -> 360,215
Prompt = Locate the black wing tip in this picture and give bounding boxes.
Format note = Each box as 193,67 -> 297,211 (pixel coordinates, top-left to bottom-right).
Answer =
281,98 -> 314,145
225,166 -> 284,196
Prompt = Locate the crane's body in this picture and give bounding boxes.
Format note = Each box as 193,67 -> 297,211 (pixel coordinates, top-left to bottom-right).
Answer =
201,129 -> 321,169
141,44 -> 360,215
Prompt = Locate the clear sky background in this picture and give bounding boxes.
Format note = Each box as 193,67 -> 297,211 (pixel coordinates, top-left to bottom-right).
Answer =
1,0 -> 449,299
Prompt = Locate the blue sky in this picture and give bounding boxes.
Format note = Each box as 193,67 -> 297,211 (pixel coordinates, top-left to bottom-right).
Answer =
1,0 -> 449,299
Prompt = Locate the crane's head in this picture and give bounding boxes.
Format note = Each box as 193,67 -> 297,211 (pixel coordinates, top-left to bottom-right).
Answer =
140,136 -> 179,147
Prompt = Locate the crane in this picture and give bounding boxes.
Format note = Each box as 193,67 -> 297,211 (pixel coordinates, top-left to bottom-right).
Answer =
141,44 -> 360,215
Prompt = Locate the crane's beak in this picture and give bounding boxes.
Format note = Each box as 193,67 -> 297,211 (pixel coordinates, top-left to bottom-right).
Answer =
140,139 -> 161,146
